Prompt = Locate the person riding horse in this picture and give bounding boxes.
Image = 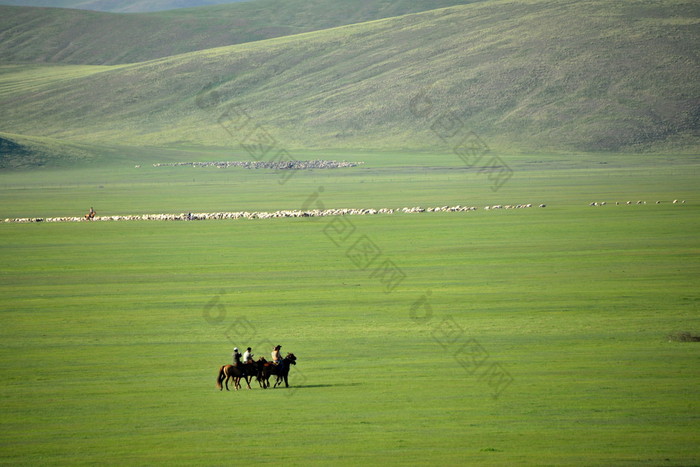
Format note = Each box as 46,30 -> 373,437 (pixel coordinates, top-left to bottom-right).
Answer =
232,347 -> 242,367
259,352 -> 296,388
85,207 -> 96,220
243,347 -> 254,364
217,352 -> 297,390
271,345 -> 284,371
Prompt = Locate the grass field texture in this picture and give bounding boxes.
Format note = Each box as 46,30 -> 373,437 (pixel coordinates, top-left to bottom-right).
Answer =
1,152 -> 698,465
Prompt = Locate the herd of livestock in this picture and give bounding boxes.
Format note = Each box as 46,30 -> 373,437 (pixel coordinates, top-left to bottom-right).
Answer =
4,199 -> 690,224
4,203 -> 545,223
151,160 -> 363,169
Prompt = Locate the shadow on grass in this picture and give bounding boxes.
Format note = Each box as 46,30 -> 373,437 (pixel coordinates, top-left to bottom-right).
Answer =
668,331 -> 700,342
285,383 -> 363,389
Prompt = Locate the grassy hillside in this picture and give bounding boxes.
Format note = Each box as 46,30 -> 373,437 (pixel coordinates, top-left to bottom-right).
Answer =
0,0 -> 247,13
0,132 -> 105,168
1,0 -> 697,154
0,0 -> 480,65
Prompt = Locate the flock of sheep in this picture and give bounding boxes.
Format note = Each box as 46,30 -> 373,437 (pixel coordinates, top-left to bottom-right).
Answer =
589,200 -> 686,206
5,199 -> 689,223
150,160 -> 363,169
3,203 -> 545,223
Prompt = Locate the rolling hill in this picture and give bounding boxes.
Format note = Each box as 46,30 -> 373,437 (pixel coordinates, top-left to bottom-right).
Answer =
0,0 -> 481,65
0,132 -> 101,168
0,0 -> 248,13
0,0 -> 698,161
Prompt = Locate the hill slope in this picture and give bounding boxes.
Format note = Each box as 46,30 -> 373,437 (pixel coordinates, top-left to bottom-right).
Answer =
1,0 -> 698,153
0,0 -> 481,65
0,132 -> 100,168
0,1 -> 247,13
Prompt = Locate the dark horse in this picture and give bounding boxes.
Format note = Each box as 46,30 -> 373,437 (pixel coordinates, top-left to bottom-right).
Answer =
259,353 -> 297,389
216,361 -> 259,391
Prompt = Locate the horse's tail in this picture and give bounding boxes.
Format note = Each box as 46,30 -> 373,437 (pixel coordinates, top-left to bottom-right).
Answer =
216,365 -> 226,390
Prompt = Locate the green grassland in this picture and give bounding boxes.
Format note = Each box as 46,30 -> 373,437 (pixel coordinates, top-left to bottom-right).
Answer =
1,151 -> 699,465
1,0 -> 699,464
1,149 -> 698,218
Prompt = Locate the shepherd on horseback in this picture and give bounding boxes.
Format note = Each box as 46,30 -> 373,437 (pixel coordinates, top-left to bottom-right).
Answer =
243,347 -> 254,364
217,348 -> 258,391
216,347 -> 297,391
271,344 -> 284,370
232,347 -> 242,367
260,352 -> 297,389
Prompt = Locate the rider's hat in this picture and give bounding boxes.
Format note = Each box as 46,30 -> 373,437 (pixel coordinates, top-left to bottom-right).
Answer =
234,347 -> 238,352
275,345 -> 281,349
247,347 -> 252,351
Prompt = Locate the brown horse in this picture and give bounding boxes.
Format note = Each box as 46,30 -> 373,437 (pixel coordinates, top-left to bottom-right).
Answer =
259,353 -> 297,389
216,362 -> 257,391
254,357 -> 269,388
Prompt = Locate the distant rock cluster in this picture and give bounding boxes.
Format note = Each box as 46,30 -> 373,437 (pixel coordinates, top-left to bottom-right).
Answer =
151,160 -> 363,169
3,203 -> 544,223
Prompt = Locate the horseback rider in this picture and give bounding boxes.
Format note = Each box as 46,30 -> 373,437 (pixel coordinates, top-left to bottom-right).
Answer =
271,345 -> 284,370
243,347 -> 254,364
232,347 -> 242,367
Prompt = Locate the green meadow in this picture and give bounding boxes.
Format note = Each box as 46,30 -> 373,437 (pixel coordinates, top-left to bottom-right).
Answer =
1,0 -> 699,464
1,151 -> 699,465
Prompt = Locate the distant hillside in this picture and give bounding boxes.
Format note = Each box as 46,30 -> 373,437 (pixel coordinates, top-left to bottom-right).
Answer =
1,0 -> 698,154
0,0 -> 481,65
0,132 -> 98,168
0,0 -> 247,13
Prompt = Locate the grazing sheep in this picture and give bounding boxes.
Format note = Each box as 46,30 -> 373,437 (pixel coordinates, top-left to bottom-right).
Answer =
7,201 -> 546,224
